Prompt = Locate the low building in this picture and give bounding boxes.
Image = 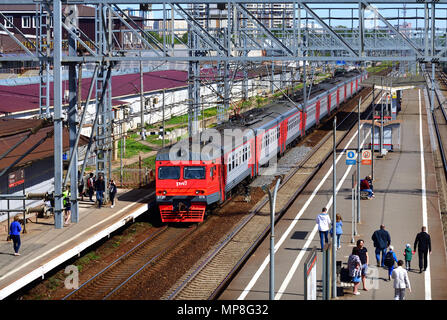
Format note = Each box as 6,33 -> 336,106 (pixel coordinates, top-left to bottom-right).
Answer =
0,118 -> 89,222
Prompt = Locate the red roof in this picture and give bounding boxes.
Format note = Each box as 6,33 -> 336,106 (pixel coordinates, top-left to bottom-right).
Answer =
0,69 -> 188,115
0,118 -> 89,171
0,67 -> 249,115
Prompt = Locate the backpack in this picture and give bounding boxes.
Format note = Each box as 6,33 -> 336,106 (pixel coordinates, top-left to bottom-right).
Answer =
384,251 -> 395,267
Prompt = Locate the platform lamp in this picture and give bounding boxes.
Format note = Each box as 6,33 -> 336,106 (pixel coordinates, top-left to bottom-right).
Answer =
262,177 -> 281,300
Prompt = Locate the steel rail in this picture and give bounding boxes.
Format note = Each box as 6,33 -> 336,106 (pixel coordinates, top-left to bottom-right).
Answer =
167,81 -> 382,300
62,223 -> 167,300
425,66 -> 447,183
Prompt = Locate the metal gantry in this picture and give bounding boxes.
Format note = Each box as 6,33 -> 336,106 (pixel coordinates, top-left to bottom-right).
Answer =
1,0 -> 447,229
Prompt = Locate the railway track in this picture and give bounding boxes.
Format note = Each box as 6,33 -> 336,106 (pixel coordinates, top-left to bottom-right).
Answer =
62,225 -> 195,300
163,85 -> 383,300
424,65 -> 447,182
57,73 -> 384,301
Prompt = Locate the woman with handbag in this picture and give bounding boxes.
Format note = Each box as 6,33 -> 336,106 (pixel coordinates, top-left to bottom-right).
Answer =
348,247 -> 362,295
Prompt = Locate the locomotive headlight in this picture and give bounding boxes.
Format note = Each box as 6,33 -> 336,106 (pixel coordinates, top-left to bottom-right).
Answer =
163,190 -> 167,195
195,190 -> 200,195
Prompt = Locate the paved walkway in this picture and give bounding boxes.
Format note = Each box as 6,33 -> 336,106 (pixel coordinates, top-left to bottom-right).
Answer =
0,188 -> 154,299
220,88 -> 447,300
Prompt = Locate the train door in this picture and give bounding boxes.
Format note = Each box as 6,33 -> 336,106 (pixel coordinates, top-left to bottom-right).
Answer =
336,87 -> 340,106
327,93 -> 331,115
300,110 -> 307,137
316,100 -> 321,125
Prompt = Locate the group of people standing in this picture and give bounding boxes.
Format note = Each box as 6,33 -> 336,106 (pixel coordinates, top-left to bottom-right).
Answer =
316,207 -> 432,300
8,173 -> 119,257
79,172 -> 117,209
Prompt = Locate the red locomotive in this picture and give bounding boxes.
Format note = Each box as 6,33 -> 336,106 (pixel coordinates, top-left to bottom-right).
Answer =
155,70 -> 367,222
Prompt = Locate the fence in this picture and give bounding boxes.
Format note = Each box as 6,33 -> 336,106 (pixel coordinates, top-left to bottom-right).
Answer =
111,167 -> 154,188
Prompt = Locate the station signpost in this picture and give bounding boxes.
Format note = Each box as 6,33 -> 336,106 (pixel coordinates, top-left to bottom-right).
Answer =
361,150 -> 372,165
304,247 -> 317,300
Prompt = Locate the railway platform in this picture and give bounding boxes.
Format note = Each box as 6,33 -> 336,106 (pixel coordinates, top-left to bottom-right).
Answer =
0,188 -> 154,299
220,87 -> 447,300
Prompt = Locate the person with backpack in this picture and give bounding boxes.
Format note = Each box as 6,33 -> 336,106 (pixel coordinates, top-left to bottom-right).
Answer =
371,224 -> 391,267
87,172 -> 95,202
384,245 -> 398,281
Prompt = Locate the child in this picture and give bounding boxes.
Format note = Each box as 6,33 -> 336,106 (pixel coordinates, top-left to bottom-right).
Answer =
404,244 -> 413,271
330,214 -> 343,249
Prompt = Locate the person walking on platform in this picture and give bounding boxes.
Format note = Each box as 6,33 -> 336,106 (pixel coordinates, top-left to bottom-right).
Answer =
95,175 -> 105,209
371,224 -> 391,267
109,179 -> 117,208
63,187 -> 71,226
391,260 -> 411,300
9,215 -> 22,256
384,245 -> 398,281
330,213 -> 343,250
87,173 -> 95,202
356,239 -> 369,291
78,170 -> 85,202
414,226 -> 431,273
316,207 -> 331,252
348,247 -> 362,295
403,244 -> 413,271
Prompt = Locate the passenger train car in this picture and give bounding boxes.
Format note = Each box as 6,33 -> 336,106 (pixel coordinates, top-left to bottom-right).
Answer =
155,70 -> 368,222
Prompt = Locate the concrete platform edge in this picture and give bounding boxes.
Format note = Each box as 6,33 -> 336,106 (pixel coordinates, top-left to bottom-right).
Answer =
0,200 -> 150,300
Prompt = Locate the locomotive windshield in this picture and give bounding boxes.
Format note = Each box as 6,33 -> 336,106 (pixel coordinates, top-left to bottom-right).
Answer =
158,166 -> 180,180
184,166 -> 206,180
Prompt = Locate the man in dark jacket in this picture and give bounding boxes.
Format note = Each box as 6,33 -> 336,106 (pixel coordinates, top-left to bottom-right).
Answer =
95,175 -> 106,208
414,226 -> 431,273
371,225 -> 391,267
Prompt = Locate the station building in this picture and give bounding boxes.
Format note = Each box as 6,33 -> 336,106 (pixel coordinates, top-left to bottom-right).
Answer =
0,118 -> 89,222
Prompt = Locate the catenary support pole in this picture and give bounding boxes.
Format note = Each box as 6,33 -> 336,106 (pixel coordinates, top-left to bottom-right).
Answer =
68,5 -> 78,223
357,97 -> 361,224
53,0 -> 64,229
331,116 -> 337,299
371,84 -> 375,180
267,178 -> 281,300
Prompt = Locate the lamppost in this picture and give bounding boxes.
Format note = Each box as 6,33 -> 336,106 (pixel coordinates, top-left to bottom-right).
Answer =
262,177 -> 281,300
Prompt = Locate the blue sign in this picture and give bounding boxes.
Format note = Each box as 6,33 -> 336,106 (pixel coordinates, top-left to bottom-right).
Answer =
336,60 -> 346,65
346,150 -> 356,165
63,153 -> 68,161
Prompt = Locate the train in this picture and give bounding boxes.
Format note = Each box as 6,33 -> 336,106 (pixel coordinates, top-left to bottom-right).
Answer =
155,69 -> 368,223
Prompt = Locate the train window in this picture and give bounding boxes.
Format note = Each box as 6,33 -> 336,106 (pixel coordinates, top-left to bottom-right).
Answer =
184,166 -> 206,179
158,166 -> 180,180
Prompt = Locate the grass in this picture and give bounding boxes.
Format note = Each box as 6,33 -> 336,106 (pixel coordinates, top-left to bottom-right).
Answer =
74,251 -> 101,273
118,135 -> 152,158
146,133 -> 171,146
366,62 -> 393,74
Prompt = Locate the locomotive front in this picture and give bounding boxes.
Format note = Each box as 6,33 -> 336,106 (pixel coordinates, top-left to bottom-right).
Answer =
155,141 -> 223,223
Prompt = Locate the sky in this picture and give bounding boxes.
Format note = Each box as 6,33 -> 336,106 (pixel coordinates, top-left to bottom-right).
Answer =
120,3 -> 447,30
